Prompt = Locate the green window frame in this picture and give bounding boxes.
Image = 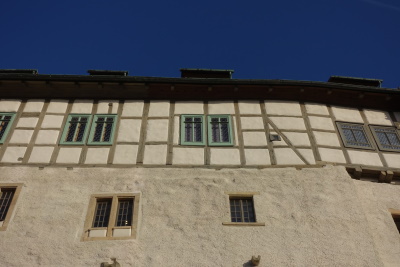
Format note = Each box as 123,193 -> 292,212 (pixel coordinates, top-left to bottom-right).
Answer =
180,115 -> 206,146
207,115 -> 234,146
369,125 -> 400,152
87,114 -> 117,146
0,113 -> 16,144
60,114 -> 92,145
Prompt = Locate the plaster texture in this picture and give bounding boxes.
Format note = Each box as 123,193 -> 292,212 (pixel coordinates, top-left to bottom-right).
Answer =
143,145 -> 167,165
1,146 -> 27,163
85,148 -> 110,164
35,130 -> 60,145
16,117 -> 39,128
383,153 -> 400,168
46,100 -> 68,114
240,116 -> 264,130
284,132 -> 311,147
173,116 -> 180,145
305,102 -> 329,115
242,132 -> 267,146
274,148 -> 304,165
298,149 -> 315,164
97,100 -> 119,114
331,106 -> 363,123
41,115 -> 64,129
56,148 -> 82,164
318,147 -> 347,164
173,148 -> 204,165
210,148 -> 240,165
244,149 -> 271,165
269,117 -> 306,130
0,165 -> 394,266
208,101 -> 235,114
71,100 -> 93,114
0,99 -> 21,112
308,116 -> 335,131
148,101 -> 170,117
121,100 -> 144,117
28,147 -> 54,163
9,130 -> 34,144
265,101 -> 302,116
23,100 -> 44,113
174,101 -> 203,114
313,131 -> 341,147
238,101 -> 261,114
146,120 -> 169,142
348,150 -> 383,167
363,109 -> 393,126
117,119 -> 141,143
113,145 -> 138,164
269,131 -> 287,146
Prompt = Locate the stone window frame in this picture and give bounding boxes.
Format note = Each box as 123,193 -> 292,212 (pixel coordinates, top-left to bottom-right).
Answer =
389,208 -> 400,233
82,193 -> 140,241
0,113 -> 16,144
336,122 -> 375,150
0,183 -> 23,231
222,192 -> 265,226
369,125 -> 400,152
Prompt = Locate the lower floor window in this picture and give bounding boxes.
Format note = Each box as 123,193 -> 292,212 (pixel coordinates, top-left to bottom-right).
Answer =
83,193 -> 140,241
0,184 -> 22,231
230,197 -> 256,223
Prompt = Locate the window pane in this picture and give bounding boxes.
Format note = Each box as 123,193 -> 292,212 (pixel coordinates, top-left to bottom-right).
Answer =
374,127 -> 400,150
0,189 -> 15,221
185,122 -> 193,142
93,121 -> 104,142
221,122 -> 230,142
93,199 -> 111,228
194,122 -> 202,142
211,123 -> 220,142
0,121 -> 10,141
116,199 -> 133,227
230,198 -> 256,223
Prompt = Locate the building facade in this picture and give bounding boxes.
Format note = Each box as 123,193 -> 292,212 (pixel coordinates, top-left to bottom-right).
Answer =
0,69 -> 400,266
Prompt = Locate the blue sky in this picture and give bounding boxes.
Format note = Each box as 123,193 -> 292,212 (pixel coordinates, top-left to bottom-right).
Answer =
1,0 -> 399,88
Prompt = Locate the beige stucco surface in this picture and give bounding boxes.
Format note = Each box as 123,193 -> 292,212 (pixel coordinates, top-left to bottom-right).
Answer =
0,165 -> 398,266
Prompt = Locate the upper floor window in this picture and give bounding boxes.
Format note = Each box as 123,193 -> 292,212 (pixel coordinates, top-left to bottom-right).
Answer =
0,113 -> 16,144
0,184 -> 23,231
370,126 -> 400,152
180,114 -> 233,146
336,122 -> 373,149
60,114 -> 117,145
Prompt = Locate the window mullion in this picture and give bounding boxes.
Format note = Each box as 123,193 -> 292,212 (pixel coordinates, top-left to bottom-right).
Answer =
239,199 -> 245,222
107,196 -> 118,237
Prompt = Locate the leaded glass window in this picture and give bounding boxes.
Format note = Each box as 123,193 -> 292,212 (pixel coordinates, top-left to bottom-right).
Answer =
207,115 -> 234,146
60,114 -> 91,145
337,122 -> 373,149
0,113 -> 16,144
370,126 -> 400,151
87,114 -> 117,145
180,115 -> 205,145
230,197 -> 256,223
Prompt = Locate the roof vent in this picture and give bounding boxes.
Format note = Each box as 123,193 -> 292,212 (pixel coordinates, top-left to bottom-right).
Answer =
180,68 -> 234,79
87,70 -> 128,76
328,76 -> 382,87
0,69 -> 38,75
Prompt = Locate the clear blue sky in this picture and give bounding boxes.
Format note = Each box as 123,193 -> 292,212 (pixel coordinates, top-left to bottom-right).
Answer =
1,0 -> 399,88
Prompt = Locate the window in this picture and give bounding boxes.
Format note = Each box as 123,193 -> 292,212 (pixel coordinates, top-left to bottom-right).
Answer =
82,193 -> 139,241
0,113 -> 16,144
60,114 -> 117,145
223,192 -> 264,226
180,115 -> 206,145
370,126 -> 400,152
389,209 -> 400,233
0,184 -> 23,231
87,115 -> 117,145
336,122 -> 373,149
208,115 -> 233,146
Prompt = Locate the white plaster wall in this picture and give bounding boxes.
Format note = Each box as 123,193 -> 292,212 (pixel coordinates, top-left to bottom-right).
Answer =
9,130 -> 34,144
1,147 -> 27,163
23,100 -> 44,113
113,145 -> 138,165
0,99 -> 21,112
208,101 -> 235,114
308,116 -> 335,131
238,101 -> 261,114
117,119 -> 141,143
283,132 -> 311,147
148,101 -> 170,117
244,149 -> 270,165
382,153 -> 400,168
210,148 -> 240,165
242,132 -> 267,146
313,131 -> 341,147
71,100 -> 93,114
269,131 -> 287,146
274,148 -> 304,165
85,148 -> 110,164
363,109 -> 393,126
0,166 -> 397,266
97,100 -> 119,114
35,130 -> 60,145
56,148 -> 82,164
331,106 -> 363,123
143,145 -> 167,164
174,101 -> 203,114
269,117 -> 307,130
240,117 -> 264,130
298,149 -> 315,164
122,100 -> 144,117
173,116 -> 180,145
348,150 -> 383,167
305,103 -> 329,115
41,115 -> 64,129
265,101 -> 302,116
318,148 -> 347,164
16,117 -> 38,128
146,120 -> 169,142
47,100 -> 68,114
29,147 -> 54,163
173,148 -> 204,165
